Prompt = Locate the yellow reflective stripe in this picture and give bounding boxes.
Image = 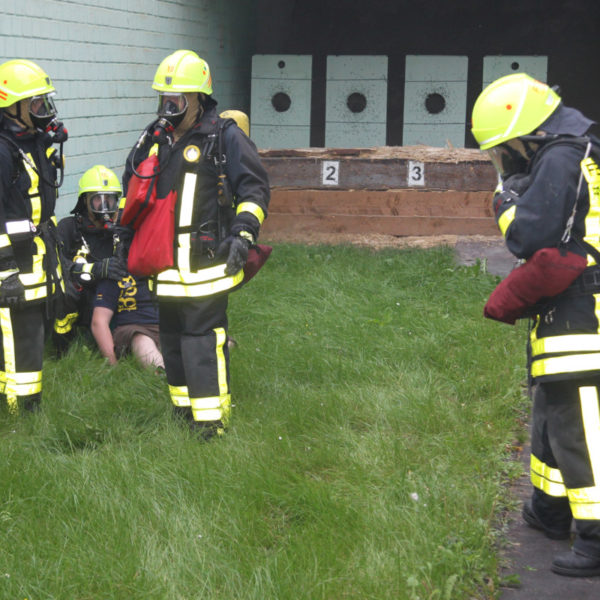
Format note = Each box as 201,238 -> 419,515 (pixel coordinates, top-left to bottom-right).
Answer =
582,157 -> 600,266
4,370 -> 41,393
215,328 -> 228,397
531,334 -> 600,355
530,453 -> 566,497
177,233 -> 191,272
19,237 -> 45,287
155,270 -> 243,298
568,487 -> 600,519
531,353 -> 600,378
23,153 -> 41,225
0,308 -> 16,412
169,384 -> 190,407
569,489 -> 600,519
179,172 -> 196,227
190,394 -> 231,423
158,263 -> 229,283
498,204 -> 516,236
0,234 -> 10,248
580,386 -> 600,488
54,313 -> 78,334
0,270 -> 18,279
236,202 -> 265,225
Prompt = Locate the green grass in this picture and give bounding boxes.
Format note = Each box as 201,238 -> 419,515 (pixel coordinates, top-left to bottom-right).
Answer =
0,243 -> 528,599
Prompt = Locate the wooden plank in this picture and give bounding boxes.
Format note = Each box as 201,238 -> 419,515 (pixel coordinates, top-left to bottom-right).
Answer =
262,157 -> 497,191
261,214 -> 498,237
268,189 -> 494,218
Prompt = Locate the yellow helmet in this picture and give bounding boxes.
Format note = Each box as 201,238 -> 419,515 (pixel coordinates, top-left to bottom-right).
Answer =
471,73 -> 561,150
220,110 -> 250,136
0,59 -> 55,108
74,165 -> 122,225
152,50 -> 213,94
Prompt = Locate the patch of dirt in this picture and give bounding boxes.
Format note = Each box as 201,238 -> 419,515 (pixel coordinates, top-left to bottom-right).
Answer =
262,231 -> 502,250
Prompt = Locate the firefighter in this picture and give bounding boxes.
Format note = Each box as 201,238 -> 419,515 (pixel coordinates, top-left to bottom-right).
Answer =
0,58 -> 68,413
472,73 -> 600,576
54,165 -> 127,350
122,50 -> 270,439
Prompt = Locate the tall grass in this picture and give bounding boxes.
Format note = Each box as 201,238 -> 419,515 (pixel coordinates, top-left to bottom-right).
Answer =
0,244 -> 527,599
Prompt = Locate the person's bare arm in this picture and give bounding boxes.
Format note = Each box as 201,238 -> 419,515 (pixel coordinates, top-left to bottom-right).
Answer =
91,306 -> 117,365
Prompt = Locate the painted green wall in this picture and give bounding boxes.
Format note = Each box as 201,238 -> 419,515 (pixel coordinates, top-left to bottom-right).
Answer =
0,0 -> 257,217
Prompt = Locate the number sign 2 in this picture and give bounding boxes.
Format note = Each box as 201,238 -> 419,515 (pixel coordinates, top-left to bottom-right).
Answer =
322,161 -> 339,186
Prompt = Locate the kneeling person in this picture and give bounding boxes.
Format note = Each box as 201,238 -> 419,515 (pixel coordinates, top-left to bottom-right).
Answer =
91,273 -> 163,369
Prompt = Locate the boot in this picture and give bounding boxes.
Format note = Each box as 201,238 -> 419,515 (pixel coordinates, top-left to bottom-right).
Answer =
21,393 -> 41,413
551,549 -> 600,577
522,501 -> 571,540
189,420 -> 225,441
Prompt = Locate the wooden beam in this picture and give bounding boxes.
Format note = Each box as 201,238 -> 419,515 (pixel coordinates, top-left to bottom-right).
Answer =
261,214 -> 498,237
262,157 -> 497,191
267,189 -> 494,218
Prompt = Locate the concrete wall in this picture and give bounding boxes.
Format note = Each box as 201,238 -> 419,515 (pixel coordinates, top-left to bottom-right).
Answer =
0,0 -> 257,217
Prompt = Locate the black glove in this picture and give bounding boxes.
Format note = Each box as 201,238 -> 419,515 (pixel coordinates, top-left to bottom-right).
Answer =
503,173 -> 530,196
217,235 -> 251,276
0,273 -> 25,307
91,257 -> 128,281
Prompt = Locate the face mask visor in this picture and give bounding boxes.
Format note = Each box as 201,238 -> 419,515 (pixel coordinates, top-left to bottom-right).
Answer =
156,92 -> 188,128
486,141 -> 530,178
87,192 -> 119,225
29,93 -> 58,130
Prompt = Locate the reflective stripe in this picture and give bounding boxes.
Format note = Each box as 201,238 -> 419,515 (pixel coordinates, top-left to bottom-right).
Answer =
191,394 -> 231,423
531,353 -> 600,378
176,233 -> 191,272
158,263 -> 229,283
530,453 -> 567,496
215,328 -> 228,398
531,334 -> 600,355
155,269 -> 243,298
582,157 -> 600,266
3,371 -> 41,396
0,308 -> 16,413
179,172 -> 197,227
580,386 -> 600,490
236,201 -> 265,225
568,487 -> 600,520
23,152 -> 41,225
169,384 -> 190,407
0,234 -> 10,249
54,312 -> 78,334
498,204 -> 516,236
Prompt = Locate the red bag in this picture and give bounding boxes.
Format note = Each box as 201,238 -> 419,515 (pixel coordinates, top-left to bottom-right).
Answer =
484,247 -> 587,324
127,190 -> 176,277
243,245 -> 273,284
120,154 -> 159,229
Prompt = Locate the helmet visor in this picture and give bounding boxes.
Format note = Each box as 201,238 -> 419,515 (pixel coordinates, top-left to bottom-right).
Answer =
486,142 -> 529,178
88,192 -> 119,222
29,93 -> 57,129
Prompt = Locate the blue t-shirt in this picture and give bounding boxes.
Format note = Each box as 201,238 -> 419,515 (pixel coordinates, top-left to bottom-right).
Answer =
94,275 -> 158,327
